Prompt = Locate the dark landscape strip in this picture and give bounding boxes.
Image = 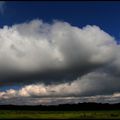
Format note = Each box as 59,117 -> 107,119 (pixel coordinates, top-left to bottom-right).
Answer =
0,103 -> 120,111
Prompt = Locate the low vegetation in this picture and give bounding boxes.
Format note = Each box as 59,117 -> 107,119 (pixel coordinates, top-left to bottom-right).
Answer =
0,110 -> 120,119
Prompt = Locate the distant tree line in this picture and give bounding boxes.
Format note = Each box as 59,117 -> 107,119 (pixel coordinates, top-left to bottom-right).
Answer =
0,103 -> 120,111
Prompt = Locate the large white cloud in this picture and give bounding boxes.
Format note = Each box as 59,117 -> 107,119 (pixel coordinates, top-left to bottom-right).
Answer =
0,19 -> 117,85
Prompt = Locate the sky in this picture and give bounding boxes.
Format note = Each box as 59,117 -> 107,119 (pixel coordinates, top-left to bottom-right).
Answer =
0,1 -> 120,105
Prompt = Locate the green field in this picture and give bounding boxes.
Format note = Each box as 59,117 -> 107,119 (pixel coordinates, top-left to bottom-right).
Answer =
0,110 -> 120,119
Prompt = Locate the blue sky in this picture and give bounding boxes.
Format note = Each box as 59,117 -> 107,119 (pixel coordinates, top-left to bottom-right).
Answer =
0,1 -> 120,42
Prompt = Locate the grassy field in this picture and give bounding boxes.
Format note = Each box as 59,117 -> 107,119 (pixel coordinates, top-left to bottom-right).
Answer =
0,110 -> 120,119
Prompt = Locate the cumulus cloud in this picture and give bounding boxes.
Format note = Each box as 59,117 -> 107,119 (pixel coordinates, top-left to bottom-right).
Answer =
1,90 -> 120,105
0,19 -> 120,105
0,19 -> 117,85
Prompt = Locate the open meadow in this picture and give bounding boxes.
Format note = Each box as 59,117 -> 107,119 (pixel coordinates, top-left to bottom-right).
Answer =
0,110 -> 120,119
